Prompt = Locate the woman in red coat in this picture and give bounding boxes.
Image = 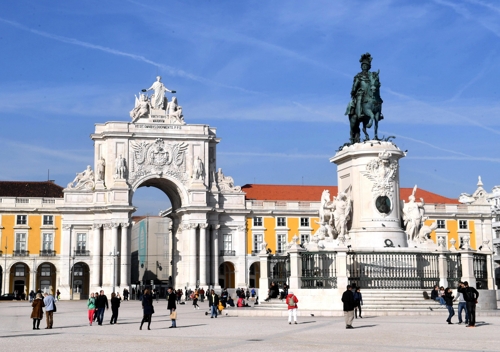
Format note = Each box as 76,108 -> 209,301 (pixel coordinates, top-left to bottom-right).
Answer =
285,291 -> 299,325
30,293 -> 45,330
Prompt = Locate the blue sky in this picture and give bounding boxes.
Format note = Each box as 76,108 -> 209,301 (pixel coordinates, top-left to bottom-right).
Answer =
1,0 -> 499,215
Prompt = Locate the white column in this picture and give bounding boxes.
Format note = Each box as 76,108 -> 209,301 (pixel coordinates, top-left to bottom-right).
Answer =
92,224 -> 102,287
189,224 -> 198,287
199,223 -> 208,286
213,225 -> 220,287
120,223 -> 130,288
59,224 -> 72,299
102,224 -> 113,287
111,224 -> 119,289
236,225 -> 247,287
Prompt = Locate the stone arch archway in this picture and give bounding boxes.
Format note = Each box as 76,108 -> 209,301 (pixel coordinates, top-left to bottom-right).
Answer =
36,262 -> 57,295
9,262 -> 30,299
249,261 -> 260,288
131,174 -> 188,211
219,261 -> 235,289
71,262 -> 90,300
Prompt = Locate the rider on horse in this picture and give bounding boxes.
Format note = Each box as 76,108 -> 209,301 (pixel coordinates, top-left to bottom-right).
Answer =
345,53 -> 384,143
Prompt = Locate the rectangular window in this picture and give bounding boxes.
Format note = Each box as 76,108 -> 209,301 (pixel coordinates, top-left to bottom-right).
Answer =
300,217 -> 309,227
253,217 -> 263,227
459,220 -> 468,229
253,234 -> 263,252
437,220 -> 445,229
43,215 -> 54,225
300,234 -> 310,244
16,215 -> 27,225
77,233 -> 87,251
15,233 -> 27,251
277,217 -> 286,227
40,265 -> 51,277
277,234 -> 287,254
42,233 -> 53,251
223,234 -> 232,251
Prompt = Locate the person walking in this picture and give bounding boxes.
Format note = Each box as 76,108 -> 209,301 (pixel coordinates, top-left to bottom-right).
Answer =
285,290 -> 299,325
140,289 -> 154,330
455,282 -> 469,325
110,292 -> 121,324
56,289 -> 61,301
354,287 -> 363,319
199,287 -> 205,303
459,281 -> 479,327
167,287 -> 177,328
29,290 -> 35,303
444,287 -> 455,324
342,285 -> 355,329
87,293 -> 96,326
95,290 -> 109,326
192,289 -> 200,310
43,292 -> 56,329
208,289 -> 219,318
31,293 -> 45,330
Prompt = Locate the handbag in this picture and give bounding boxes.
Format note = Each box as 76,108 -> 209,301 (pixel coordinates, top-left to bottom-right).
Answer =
53,302 -> 57,313
170,311 -> 177,320
151,305 -> 155,314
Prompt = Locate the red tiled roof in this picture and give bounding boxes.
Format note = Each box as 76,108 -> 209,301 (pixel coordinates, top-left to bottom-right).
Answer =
241,184 -> 460,204
0,181 -> 64,198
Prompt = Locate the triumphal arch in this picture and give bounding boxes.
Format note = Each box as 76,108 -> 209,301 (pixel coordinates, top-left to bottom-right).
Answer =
59,77 -> 247,297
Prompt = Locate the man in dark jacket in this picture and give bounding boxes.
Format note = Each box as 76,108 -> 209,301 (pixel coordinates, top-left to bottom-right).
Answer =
95,290 -> 109,326
167,287 -> 177,328
458,281 -> 479,327
341,285 -> 355,329
207,289 -> 220,318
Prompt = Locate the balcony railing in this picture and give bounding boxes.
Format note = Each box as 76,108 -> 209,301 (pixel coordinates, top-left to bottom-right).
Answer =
40,250 -> 56,257
220,250 -> 235,256
75,249 -> 90,256
13,250 -> 30,257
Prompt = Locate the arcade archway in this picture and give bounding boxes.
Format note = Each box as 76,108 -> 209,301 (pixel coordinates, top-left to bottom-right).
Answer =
219,262 -> 235,289
10,262 -> 30,299
249,262 -> 260,288
36,262 -> 57,294
71,262 -> 90,300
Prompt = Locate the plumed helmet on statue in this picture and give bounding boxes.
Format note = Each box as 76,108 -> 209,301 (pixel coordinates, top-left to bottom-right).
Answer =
359,53 -> 373,66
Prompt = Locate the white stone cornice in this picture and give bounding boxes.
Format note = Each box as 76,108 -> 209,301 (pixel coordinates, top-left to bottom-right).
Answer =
199,223 -> 209,229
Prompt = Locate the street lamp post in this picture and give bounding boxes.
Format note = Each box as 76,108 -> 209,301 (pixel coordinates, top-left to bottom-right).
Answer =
71,247 -> 75,300
110,247 -> 120,294
3,238 -> 7,295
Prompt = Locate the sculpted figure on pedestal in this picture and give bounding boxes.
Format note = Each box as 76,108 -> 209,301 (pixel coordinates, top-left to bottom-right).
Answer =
114,154 -> 127,180
330,192 -> 352,241
130,93 -> 150,121
67,165 -> 95,190
144,76 -> 175,110
402,185 -> 425,242
193,156 -> 205,181
345,53 -> 384,143
96,157 -> 105,181
216,168 -> 242,192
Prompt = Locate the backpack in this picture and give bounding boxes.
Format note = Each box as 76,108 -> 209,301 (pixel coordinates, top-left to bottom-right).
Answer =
288,296 -> 296,307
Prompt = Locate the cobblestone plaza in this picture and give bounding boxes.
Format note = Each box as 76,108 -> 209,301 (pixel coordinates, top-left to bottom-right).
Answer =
1,300 -> 499,351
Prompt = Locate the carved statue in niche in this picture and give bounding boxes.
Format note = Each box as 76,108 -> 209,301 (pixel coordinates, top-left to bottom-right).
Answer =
114,154 -> 127,180
193,156 -> 205,181
67,165 -> 95,190
130,93 -> 150,121
144,76 -> 175,110
96,157 -> 105,181
216,168 -> 241,192
402,185 -> 425,242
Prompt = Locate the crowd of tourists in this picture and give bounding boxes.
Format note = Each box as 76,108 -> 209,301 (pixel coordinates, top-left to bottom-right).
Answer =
26,279 -> 482,331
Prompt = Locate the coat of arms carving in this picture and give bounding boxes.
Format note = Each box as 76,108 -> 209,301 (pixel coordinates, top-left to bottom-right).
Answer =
129,138 -> 189,184
362,150 -> 398,198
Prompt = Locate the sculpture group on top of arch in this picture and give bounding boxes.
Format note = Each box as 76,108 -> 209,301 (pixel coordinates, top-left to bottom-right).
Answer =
129,76 -> 185,125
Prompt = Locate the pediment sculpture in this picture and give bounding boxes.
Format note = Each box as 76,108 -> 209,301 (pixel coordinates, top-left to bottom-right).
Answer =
66,165 -> 95,190
216,168 -> 242,193
362,150 -> 397,199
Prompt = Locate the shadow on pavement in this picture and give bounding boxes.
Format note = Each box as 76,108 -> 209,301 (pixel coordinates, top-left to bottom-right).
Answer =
352,324 -> 377,329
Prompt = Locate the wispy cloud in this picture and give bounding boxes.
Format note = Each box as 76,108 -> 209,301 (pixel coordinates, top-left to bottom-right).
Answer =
0,17 -> 260,95
0,139 -> 91,163
219,151 -> 330,159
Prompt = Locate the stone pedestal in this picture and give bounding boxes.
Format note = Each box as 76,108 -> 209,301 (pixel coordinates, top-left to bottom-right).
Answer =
331,142 -> 408,248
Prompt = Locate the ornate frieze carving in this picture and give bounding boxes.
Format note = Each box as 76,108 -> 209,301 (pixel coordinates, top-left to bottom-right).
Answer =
92,223 -> 103,230
129,138 -> 188,185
